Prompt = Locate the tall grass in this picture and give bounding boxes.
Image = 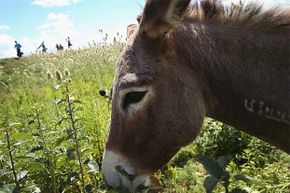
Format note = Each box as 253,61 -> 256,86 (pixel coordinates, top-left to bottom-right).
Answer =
0,42 -> 120,192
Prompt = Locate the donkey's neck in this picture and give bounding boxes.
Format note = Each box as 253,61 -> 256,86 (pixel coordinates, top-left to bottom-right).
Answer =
172,23 -> 290,153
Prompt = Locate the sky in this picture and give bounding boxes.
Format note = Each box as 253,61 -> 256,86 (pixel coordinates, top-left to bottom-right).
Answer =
0,0 -> 289,58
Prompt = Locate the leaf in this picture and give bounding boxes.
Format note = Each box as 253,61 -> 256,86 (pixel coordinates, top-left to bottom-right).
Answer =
0,168 -> 13,176
13,141 -> 24,147
12,188 -> 21,193
197,155 -> 224,179
84,184 -> 93,193
23,185 -> 41,193
29,162 -> 45,171
17,170 -> 28,181
234,174 -> 253,184
231,188 -> 249,193
55,137 -> 66,146
28,119 -> 35,125
55,99 -> 64,105
72,99 -> 82,104
0,140 -> 4,145
68,172 -> 79,182
56,154 -> 66,168
204,176 -> 219,193
32,132 -> 40,137
46,131 -> 57,136
73,107 -> 84,113
0,184 -> 16,193
217,155 -> 232,169
55,84 -> 61,90
31,146 -> 44,153
56,118 -> 66,125
11,132 -> 31,140
66,148 -> 75,160
17,153 -> 38,159
115,165 -> 128,178
115,165 -> 136,182
87,160 -> 99,174
9,123 -> 21,127
136,184 -> 148,192
65,128 -> 74,138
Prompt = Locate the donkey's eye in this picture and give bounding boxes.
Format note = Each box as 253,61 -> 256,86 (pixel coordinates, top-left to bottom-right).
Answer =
123,91 -> 147,110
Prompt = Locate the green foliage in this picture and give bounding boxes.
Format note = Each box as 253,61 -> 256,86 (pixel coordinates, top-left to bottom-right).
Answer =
193,119 -> 290,193
0,41 -> 120,192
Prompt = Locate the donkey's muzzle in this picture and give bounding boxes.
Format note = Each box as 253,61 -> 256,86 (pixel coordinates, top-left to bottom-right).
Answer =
102,150 -> 151,192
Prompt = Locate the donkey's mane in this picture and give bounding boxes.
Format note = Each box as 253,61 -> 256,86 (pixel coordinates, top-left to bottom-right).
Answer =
184,0 -> 290,32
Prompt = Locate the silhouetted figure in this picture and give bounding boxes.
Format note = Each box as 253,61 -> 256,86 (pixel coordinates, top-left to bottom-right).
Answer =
56,44 -> 64,51
66,37 -> 72,48
56,44 -> 63,51
38,41 -> 47,53
14,41 -> 23,58
59,44 -> 64,50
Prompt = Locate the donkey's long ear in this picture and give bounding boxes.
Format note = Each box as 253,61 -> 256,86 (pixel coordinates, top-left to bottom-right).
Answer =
127,24 -> 139,39
140,0 -> 191,39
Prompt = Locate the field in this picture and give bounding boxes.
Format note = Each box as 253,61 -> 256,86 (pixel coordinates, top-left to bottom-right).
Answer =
0,41 -> 289,193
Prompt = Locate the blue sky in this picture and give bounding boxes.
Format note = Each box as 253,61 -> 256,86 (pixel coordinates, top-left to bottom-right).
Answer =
0,0 -> 144,58
0,0 -> 289,58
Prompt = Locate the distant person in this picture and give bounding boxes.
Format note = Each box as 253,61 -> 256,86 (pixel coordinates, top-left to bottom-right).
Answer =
66,37 -> 72,48
14,41 -> 23,58
56,44 -> 64,51
38,41 -> 47,53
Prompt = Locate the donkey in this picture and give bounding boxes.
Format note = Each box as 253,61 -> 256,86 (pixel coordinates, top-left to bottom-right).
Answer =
102,0 -> 290,191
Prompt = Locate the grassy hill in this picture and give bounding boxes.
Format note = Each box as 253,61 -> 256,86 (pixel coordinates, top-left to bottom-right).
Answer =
0,43 -> 289,193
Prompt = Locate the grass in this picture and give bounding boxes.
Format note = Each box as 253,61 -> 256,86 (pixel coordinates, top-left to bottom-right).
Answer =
0,41 -> 289,193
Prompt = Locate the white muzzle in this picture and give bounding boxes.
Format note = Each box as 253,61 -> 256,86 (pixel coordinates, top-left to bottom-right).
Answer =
102,150 -> 151,192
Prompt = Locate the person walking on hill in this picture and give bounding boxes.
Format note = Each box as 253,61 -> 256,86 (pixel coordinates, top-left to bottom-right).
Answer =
56,44 -> 64,51
59,44 -> 64,50
14,41 -> 23,58
38,41 -> 47,53
66,37 -> 72,48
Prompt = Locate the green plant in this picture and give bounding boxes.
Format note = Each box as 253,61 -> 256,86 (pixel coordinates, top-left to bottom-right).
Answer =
54,78 -> 86,191
197,155 -> 251,193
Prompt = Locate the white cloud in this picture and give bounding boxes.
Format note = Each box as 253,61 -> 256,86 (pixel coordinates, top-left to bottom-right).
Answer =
0,25 -> 11,31
32,0 -> 83,7
0,34 -> 14,46
38,13 -> 77,37
0,34 -> 17,58
34,12 -> 114,53
34,13 -> 78,52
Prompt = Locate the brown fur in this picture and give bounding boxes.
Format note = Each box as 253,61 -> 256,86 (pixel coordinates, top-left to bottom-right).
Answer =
168,0 -> 290,153
184,0 -> 290,32
104,0 -> 290,183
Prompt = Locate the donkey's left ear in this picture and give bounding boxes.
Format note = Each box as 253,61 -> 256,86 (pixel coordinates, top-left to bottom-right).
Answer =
127,24 -> 139,39
140,0 -> 191,39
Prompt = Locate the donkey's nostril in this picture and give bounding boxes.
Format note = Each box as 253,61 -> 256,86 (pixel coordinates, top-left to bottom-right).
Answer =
122,91 -> 147,110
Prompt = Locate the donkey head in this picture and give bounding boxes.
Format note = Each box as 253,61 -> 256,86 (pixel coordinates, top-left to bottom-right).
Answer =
102,0 -> 205,191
